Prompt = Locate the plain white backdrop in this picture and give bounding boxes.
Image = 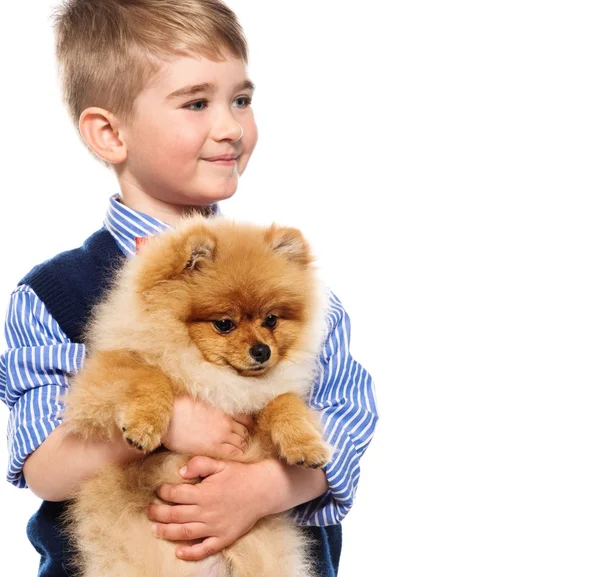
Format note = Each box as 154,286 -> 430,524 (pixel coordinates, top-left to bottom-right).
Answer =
1,1 -> 600,575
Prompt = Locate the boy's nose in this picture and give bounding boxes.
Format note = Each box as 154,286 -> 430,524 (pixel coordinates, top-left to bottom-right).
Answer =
213,111 -> 244,142
217,121 -> 243,142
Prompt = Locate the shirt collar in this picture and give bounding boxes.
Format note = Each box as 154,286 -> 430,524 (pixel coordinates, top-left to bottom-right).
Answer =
103,195 -> 169,257
104,194 -> 221,257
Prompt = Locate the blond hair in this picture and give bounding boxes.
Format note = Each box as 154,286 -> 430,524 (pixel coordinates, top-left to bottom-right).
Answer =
53,0 -> 248,126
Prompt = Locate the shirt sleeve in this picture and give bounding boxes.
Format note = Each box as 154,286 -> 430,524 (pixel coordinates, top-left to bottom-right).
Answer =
293,292 -> 379,526
0,285 -> 85,488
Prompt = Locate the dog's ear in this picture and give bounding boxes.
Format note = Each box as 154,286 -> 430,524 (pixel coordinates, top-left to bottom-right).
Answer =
183,234 -> 216,271
134,223 -> 216,295
266,225 -> 313,266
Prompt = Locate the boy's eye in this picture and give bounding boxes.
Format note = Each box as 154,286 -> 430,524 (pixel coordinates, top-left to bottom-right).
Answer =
185,100 -> 207,111
233,96 -> 252,108
263,315 -> 278,329
213,319 -> 236,334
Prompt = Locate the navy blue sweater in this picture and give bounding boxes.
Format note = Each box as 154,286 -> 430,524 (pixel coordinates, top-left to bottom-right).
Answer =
20,227 -> 342,577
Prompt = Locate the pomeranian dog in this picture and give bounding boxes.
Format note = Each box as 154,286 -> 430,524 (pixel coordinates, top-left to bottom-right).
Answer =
62,216 -> 332,577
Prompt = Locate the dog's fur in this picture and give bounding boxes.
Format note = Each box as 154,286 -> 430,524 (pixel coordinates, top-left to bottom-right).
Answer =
62,216 -> 332,577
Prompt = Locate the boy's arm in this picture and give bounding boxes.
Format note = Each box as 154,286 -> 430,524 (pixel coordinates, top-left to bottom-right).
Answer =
23,424 -> 141,501
293,291 -> 378,525
0,285 -> 141,500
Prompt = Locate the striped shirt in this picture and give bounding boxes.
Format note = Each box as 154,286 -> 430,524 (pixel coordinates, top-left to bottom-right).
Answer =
0,196 -> 378,526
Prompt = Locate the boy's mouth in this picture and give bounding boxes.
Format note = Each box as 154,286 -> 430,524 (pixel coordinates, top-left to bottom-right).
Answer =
203,153 -> 239,165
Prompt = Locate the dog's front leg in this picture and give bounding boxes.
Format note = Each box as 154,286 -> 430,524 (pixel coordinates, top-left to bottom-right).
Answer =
63,349 -> 174,453
256,393 -> 332,469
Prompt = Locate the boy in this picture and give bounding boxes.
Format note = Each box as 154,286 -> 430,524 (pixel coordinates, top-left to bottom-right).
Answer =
0,1 -> 378,576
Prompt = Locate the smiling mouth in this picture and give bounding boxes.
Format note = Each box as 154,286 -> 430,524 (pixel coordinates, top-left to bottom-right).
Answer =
204,154 -> 239,163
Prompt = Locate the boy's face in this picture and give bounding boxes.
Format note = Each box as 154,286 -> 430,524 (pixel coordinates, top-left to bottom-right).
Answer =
117,53 -> 258,212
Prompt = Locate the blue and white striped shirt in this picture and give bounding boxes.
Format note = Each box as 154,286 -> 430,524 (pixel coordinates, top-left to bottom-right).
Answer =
0,196 -> 378,526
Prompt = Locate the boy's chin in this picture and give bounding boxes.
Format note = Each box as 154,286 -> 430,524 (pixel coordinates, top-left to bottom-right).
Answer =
192,178 -> 239,203
177,188 -> 236,208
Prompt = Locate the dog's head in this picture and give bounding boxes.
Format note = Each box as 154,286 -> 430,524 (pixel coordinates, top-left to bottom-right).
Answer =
131,217 -> 319,377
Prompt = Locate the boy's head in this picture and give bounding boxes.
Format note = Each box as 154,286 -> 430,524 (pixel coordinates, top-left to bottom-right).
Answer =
54,0 -> 258,216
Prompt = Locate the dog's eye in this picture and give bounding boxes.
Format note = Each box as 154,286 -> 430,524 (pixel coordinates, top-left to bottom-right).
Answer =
213,319 -> 236,334
263,315 -> 278,329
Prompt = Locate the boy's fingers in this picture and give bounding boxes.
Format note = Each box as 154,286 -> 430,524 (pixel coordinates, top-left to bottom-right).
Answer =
231,420 -> 250,441
152,521 -> 208,542
179,455 -> 222,479
227,430 -> 248,451
177,537 -> 224,561
215,442 -> 244,460
156,483 -> 200,504
232,413 -> 254,431
148,504 -> 200,524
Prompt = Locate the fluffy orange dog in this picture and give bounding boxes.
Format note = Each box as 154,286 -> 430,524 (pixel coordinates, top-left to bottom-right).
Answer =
62,216 -> 332,577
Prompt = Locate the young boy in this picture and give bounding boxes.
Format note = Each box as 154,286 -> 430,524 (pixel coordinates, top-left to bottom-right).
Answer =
0,1 -> 378,576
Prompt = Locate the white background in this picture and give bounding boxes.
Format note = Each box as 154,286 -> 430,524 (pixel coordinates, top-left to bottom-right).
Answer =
1,1 -> 599,575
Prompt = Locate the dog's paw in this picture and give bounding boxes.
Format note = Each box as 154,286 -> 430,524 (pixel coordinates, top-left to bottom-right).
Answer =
118,411 -> 167,453
120,422 -> 163,452
275,429 -> 332,469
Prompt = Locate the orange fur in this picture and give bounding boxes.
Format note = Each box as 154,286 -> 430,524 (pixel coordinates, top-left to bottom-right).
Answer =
62,216 -> 332,577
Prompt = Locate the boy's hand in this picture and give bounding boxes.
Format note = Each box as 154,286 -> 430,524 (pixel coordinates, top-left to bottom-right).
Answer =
161,396 -> 253,459
148,456 -> 272,560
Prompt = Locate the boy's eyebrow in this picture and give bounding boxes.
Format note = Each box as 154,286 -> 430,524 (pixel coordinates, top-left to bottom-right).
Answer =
166,79 -> 255,101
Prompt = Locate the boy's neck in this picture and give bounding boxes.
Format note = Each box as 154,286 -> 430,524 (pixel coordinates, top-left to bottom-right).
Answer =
118,192 -> 185,227
117,180 -> 203,227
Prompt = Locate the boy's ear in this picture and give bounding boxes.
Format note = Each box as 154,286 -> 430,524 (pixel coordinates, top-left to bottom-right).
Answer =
79,107 -> 127,164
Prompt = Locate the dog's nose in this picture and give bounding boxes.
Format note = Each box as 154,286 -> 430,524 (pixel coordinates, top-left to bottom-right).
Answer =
249,343 -> 271,363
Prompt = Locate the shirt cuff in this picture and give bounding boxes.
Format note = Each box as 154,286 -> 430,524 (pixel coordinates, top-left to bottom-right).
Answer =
6,386 -> 65,488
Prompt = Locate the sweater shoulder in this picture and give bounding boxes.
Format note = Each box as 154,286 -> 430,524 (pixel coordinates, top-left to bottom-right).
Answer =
18,228 -> 124,342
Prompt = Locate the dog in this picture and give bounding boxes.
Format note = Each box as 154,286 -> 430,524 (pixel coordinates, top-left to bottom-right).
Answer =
62,215 -> 332,577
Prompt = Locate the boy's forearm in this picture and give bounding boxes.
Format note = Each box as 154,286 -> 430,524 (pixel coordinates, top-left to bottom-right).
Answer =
23,423 -> 142,502
258,458 -> 329,516
23,426 -> 328,507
